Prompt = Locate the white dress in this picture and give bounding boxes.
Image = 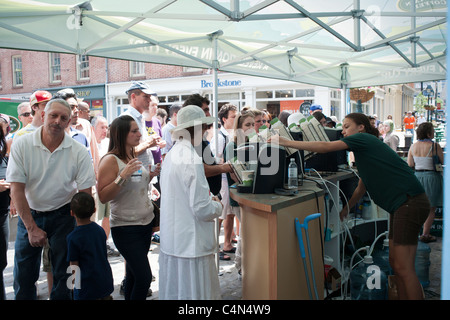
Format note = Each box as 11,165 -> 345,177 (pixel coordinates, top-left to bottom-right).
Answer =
159,138 -> 222,300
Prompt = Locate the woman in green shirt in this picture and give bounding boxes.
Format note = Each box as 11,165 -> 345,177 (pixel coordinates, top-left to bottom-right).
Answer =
269,113 -> 429,300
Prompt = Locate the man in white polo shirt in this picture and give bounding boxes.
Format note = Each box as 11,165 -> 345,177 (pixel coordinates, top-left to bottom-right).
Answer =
7,99 -> 96,300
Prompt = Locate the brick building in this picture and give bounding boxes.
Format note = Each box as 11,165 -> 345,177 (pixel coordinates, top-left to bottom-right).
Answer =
0,48 -> 198,117
1,49 -> 417,128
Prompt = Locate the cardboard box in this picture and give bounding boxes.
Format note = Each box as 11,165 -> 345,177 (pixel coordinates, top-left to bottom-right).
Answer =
325,268 -> 342,292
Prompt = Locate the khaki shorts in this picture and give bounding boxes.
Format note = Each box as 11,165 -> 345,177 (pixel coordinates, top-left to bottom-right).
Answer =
389,193 -> 430,245
42,242 -> 52,273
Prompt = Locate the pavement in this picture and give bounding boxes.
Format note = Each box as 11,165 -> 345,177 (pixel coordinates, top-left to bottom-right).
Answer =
4,229 -> 442,301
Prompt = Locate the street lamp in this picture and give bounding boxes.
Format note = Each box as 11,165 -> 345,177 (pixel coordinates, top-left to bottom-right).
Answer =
423,84 -> 435,121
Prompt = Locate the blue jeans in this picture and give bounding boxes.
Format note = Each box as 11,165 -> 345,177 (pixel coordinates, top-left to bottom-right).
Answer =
14,203 -> 75,300
406,128 -> 414,135
111,222 -> 153,300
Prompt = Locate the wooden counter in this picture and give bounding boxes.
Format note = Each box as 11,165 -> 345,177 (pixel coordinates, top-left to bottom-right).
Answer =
230,180 -> 325,300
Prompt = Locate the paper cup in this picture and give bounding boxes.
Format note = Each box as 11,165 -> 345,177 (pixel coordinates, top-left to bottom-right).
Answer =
242,170 -> 255,187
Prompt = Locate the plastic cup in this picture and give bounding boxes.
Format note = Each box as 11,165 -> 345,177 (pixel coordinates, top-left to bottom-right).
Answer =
242,170 -> 255,187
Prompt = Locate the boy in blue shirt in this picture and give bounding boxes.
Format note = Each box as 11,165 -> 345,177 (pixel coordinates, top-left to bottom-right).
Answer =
67,192 -> 114,300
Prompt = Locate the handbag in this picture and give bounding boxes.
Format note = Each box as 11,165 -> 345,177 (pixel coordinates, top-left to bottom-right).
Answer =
432,142 -> 443,172
152,200 -> 160,232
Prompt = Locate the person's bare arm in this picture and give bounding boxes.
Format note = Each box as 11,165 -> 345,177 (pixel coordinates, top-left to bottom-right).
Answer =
204,163 -> 233,178
340,178 -> 366,221
134,136 -> 158,156
97,155 -> 142,203
268,135 -> 348,153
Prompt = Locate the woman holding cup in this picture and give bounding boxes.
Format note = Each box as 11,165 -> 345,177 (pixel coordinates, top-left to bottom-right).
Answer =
97,115 -> 160,300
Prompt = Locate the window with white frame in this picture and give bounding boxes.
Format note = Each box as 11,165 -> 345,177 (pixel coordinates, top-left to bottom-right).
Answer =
49,53 -> 61,83
77,55 -> 89,80
130,61 -> 145,77
12,55 -> 23,87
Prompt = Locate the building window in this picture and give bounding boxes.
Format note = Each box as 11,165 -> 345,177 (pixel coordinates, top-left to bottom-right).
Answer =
275,90 -> 293,98
49,53 -> 61,83
296,89 -> 315,97
12,55 -> 23,87
77,55 -> 89,80
130,61 -> 145,77
256,91 -> 273,99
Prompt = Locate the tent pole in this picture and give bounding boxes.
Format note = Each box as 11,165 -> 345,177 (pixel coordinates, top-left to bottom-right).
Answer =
341,84 -> 347,119
442,3 -> 450,300
212,32 -> 220,274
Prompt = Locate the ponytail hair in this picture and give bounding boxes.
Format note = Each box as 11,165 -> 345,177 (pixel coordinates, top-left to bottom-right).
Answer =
345,113 -> 380,137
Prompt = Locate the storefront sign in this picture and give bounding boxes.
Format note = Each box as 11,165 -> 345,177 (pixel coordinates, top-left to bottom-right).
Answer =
200,79 -> 242,88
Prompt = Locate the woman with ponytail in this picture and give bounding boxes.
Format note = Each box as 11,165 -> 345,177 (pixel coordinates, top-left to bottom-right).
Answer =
269,112 -> 429,300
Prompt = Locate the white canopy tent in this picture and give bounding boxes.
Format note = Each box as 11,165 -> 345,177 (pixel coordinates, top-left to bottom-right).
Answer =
0,0 -> 448,299
0,0 -> 446,87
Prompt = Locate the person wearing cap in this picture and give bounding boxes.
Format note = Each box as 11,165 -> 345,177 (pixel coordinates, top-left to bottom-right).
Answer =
181,94 -> 233,261
159,105 -> 223,300
121,81 -> 159,169
14,90 -> 52,140
309,104 -> 323,115
7,99 -> 96,300
17,102 -> 33,128
404,111 -> 416,136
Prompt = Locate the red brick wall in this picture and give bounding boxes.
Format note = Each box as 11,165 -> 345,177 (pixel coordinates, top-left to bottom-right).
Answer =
0,49 -> 187,95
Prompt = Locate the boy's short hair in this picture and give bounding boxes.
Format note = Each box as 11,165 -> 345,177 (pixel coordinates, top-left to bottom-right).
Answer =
71,192 -> 96,219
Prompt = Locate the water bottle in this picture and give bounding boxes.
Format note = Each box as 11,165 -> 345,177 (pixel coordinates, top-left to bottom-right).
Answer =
415,241 -> 431,288
372,239 -> 391,299
362,201 -> 372,220
131,168 -> 142,182
350,255 -> 387,300
287,158 -> 298,189
372,239 -> 392,277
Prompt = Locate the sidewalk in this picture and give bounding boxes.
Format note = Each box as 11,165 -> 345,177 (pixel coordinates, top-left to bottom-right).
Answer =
4,234 -> 442,300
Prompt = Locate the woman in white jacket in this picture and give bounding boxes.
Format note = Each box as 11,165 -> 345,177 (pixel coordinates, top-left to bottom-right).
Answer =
159,105 -> 223,300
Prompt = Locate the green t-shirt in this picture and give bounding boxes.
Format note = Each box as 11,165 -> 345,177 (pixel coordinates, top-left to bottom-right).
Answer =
341,133 -> 424,213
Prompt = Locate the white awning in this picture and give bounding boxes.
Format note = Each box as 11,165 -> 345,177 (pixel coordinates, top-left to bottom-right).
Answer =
0,0 -> 446,88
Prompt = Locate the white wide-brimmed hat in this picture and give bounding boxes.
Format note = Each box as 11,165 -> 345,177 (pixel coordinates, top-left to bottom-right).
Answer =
170,105 -> 215,133
287,112 -> 305,126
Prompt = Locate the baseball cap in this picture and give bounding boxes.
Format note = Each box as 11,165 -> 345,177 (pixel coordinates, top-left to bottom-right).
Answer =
30,90 -> 52,106
310,104 -> 322,112
125,81 -> 157,95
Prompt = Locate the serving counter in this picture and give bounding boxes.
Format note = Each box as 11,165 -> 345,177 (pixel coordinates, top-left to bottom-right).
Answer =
230,180 -> 325,300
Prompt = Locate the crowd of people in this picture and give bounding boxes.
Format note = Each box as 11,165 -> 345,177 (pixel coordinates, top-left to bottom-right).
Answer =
0,83 -> 444,301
